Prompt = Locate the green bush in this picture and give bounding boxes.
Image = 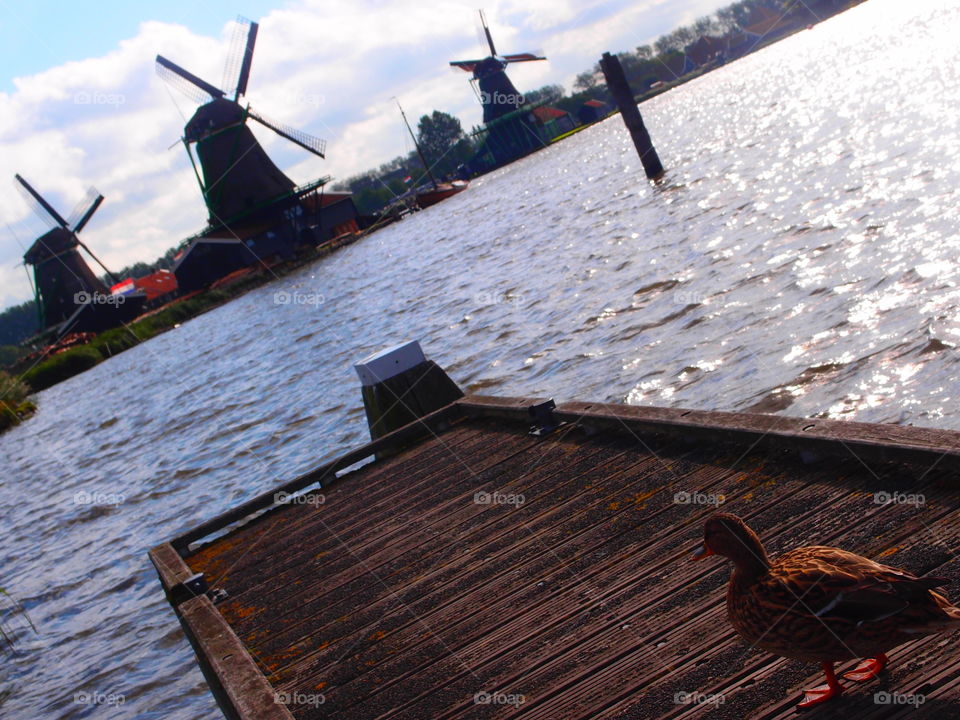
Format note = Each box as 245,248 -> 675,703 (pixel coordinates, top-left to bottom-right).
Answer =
22,345 -> 103,392
0,371 -> 34,432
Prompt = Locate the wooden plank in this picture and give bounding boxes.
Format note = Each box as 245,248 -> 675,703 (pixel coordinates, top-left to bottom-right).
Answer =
457,394 -> 552,422
186,422 -> 495,584
149,542 -> 195,593
555,401 -> 960,473
179,595 -> 295,720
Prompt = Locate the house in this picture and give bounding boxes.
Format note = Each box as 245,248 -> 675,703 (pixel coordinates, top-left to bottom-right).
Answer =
578,99 -> 612,125
686,35 -> 727,66
743,5 -> 784,37
530,105 -> 576,140
300,191 -> 361,242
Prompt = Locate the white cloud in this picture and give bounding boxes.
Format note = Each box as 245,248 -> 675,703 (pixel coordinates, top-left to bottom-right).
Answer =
0,0 -> 729,309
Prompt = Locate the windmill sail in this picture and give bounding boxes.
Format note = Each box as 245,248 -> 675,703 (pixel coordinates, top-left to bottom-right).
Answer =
248,109 -> 326,157
156,16 -> 326,228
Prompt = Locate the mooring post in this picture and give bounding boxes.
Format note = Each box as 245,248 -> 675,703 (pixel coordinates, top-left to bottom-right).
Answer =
354,340 -> 464,454
599,51 -> 664,179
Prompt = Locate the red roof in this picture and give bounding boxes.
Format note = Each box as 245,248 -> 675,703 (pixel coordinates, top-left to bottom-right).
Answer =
531,106 -> 569,123
584,99 -> 606,107
744,5 -> 782,36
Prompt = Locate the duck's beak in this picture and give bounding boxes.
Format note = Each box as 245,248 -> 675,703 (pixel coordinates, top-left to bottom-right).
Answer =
691,543 -> 714,561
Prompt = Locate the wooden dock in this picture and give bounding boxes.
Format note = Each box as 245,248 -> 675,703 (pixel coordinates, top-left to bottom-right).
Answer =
150,394 -> 960,719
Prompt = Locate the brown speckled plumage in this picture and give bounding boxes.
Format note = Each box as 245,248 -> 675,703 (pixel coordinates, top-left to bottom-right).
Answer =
699,513 -> 960,664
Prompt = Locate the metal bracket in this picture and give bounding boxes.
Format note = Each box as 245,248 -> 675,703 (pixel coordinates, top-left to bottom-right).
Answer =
207,587 -> 229,603
169,572 -> 209,606
529,399 -> 560,436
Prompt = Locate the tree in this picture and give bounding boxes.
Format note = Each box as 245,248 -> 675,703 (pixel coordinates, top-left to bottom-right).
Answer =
574,67 -> 600,91
416,111 -> 465,168
694,16 -> 718,36
0,300 -> 40,347
654,35 -> 674,55
523,84 -> 565,106
668,26 -> 696,50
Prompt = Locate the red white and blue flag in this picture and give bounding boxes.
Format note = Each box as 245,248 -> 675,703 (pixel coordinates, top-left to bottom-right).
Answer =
110,278 -> 136,296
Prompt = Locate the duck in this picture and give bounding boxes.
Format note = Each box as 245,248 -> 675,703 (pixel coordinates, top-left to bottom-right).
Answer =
692,512 -> 960,708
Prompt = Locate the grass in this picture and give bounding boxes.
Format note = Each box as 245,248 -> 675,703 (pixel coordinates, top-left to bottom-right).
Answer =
0,372 -> 35,434
20,289 -> 234,393
16,267 -> 286,395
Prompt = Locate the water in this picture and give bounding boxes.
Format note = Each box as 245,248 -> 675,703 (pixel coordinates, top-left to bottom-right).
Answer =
2,1 -> 959,717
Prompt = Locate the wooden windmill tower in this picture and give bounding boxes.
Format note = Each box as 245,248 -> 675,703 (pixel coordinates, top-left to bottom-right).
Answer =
15,174 -> 145,335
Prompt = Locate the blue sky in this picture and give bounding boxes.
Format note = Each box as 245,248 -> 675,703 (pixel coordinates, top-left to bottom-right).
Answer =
0,0 -> 277,91
0,0 -> 731,310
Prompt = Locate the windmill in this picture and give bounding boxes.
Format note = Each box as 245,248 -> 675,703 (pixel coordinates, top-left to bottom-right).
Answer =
15,174 -> 145,335
156,17 -> 329,233
450,10 -> 548,169
450,10 -> 546,124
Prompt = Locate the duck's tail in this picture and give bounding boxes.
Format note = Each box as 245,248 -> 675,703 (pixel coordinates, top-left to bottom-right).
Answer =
901,590 -> 960,634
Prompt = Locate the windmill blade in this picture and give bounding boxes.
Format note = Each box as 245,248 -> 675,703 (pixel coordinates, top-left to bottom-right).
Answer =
75,239 -> 118,284
222,17 -> 258,100
247,108 -> 326,158
235,20 -> 258,100
502,52 -> 547,64
66,187 -> 101,229
14,174 -> 68,229
71,191 -> 105,234
450,59 -> 483,72
156,55 -> 225,104
220,18 -> 248,100
479,9 -> 497,57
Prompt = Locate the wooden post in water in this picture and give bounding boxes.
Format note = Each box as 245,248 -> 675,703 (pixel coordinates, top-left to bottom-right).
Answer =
355,341 -> 463,455
599,51 -> 664,179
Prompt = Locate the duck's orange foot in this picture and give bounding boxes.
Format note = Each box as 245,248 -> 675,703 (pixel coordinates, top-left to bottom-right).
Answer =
798,683 -> 843,708
843,653 -> 888,682
798,662 -> 844,709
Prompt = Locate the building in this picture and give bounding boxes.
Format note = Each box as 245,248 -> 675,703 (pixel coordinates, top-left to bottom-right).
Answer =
578,99 -> 613,125
530,106 -> 577,141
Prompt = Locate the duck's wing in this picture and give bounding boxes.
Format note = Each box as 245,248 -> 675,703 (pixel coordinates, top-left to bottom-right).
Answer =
770,546 -> 951,625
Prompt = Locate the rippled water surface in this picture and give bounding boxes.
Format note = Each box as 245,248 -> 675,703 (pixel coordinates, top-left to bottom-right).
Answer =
2,1 -> 960,717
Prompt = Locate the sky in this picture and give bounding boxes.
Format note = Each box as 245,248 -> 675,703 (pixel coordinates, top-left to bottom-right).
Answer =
0,0 -> 732,310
